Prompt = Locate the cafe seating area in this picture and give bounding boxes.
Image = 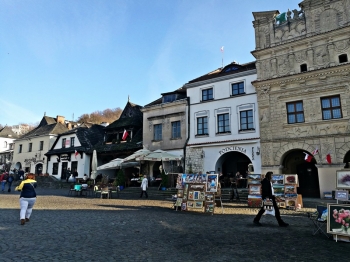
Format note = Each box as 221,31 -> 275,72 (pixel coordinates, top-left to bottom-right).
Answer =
67,179 -> 120,199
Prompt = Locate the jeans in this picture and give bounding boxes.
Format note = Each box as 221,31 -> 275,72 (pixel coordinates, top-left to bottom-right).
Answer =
140,190 -> 148,198
20,197 -> 37,220
1,181 -> 6,191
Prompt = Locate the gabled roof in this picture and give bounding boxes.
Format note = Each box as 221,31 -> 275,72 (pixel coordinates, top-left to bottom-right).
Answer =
0,126 -> 19,139
45,124 -> 105,156
106,101 -> 143,130
187,61 -> 256,84
38,116 -> 57,127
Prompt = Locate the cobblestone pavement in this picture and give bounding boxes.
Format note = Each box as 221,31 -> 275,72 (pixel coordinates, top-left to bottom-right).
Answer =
0,189 -> 348,262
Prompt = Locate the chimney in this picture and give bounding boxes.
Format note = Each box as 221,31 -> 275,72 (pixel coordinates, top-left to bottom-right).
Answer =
56,115 -> 65,124
67,122 -> 72,130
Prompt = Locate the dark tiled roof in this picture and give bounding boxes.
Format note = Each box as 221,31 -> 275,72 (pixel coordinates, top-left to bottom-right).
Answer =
38,116 -> 57,127
45,124 -> 105,156
91,128 -> 143,154
187,61 -> 256,84
0,126 -> 19,139
20,122 -> 69,140
106,101 -> 143,129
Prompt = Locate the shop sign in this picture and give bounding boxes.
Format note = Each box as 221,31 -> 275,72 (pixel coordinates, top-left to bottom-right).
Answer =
219,146 -> 246,155
24,158 -> 36,164
60,154 -> 70,161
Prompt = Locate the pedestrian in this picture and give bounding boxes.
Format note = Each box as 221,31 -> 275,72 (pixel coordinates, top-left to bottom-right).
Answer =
140,175 -> 148,198
0,172 -> 8,192
73,169 -> 78,183
253,171 -> 289,227
66,168 -> 71,182
7,172 -> 14,192
18,168 -> 25,180
15,173 -> 37,225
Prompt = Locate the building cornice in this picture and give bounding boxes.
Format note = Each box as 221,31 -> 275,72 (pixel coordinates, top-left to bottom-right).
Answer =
141,98 -> 187,112
188,137 -> 260,147
183,69 -> 257,89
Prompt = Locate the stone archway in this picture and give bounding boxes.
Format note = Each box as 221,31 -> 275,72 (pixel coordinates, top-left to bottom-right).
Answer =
282,149 -> 320,198
35,163 -> 43,175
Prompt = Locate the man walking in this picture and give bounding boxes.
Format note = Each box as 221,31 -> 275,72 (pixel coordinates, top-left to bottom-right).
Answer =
253,171 -> 289,227
66,168 -> 71,182
140,175 -> 148,198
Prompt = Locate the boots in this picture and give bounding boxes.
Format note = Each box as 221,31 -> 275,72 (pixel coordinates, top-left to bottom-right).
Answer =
20,219 -> 25,225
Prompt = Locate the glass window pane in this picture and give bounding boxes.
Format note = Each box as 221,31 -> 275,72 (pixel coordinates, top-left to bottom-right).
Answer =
331,97 -> 340,107
323,110 -> 331,120
332,109 -> 341,118
288,115 -> 295,123
322,99 -> 330,108
296,113 -> 304,122
287,104 -> 295,112
295,103 -> 303,111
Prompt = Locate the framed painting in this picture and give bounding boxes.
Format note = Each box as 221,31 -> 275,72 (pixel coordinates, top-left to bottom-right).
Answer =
247,195 -> 262,208
205,203 -> 214,213
194,201 -> 203,209
193,191 -> 200,200
247,174 -> 261,185
177,190 -> 183,198
188,191 -> 194,200
187,201 -> 194,208
175,198 -> 182,207
181,202 -> 187,211
285,198 -> 296,209
206,174 -> 218,192
327,204 -> 350,236
271,175 -> 284,185
278,202 -> 286,208
249,184 -> 261,195
205,194 -> 214,202
285,174 -> 298,185
273,185 -> 285,195
285,185 -> 297,194
335,190 -> 349,201
176,174 -> 184,189
199,192 -> 205,201
336,170 -> 350,189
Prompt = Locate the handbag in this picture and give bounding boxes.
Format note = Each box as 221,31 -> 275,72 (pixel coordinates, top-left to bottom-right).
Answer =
263,199 -> 275,216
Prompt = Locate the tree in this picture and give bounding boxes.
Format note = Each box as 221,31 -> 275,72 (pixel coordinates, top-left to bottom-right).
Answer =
77,107 -> 122,124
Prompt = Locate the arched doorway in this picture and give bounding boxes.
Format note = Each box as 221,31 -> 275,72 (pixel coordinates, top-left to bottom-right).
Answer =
282,149 -> 320,198
215,151 -> 251,187
35,163 -> 43,175
343,151 -> 350,168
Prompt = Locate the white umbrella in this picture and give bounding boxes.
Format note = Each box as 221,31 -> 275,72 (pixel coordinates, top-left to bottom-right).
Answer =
97,158 -> 123,170
136,149 -> 181,161
122,149 -> 151,162
91,150 -> 98,179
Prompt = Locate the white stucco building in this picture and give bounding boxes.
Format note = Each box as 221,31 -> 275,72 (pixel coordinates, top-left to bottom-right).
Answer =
183,61 -> 260,181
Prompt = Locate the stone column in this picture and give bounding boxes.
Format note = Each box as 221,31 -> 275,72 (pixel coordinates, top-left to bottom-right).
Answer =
288,48 -> 295,74
327,39 -> 336,66
307,42 -> 314,70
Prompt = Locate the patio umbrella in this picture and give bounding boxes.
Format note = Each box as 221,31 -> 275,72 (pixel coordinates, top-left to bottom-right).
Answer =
136,149 -> 181,161
91,150 -> 98,179
122,149 -> 151,162
97,158 -> 123,170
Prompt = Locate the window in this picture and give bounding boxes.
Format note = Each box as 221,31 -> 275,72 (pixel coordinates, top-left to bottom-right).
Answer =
70,137 -> 75,147
62,138 -> 66,148
163,94 -> 176,103
321,96 -> 342,120
287,101 -> 305,124
232,82 -> 245,95
217,113 -> 230,133
39,141 -> 44,151
52,163 -> 58,175
240,110 -> 254,130
339,54 -> 348,63
19,144 -> 22,153
71,161 -> 78,173
171,121 -> 181,139
153,124 -> 162,141
300,64 -> 307,72
28,143 -> 32,152
197,117 -> 208,135
202,88 -> 213,101
3,141 -> 7,148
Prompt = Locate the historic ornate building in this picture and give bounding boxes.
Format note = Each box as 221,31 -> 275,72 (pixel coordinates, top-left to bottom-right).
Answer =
251,0 -> 350,197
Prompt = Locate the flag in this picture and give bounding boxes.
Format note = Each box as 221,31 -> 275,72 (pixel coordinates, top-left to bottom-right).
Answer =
275,12 -> 287,24
220,46 -> 224,52
326,153 -> 332,164
74,150 -> 79,159
122,129 -> 129,141
304,152 -> 312,162
312,148 -> 319,155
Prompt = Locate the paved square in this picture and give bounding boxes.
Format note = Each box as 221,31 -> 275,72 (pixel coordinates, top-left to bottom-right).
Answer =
0,189 -> 348,261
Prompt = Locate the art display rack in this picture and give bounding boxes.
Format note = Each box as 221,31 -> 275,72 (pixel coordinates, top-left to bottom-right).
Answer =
174,173 -> 220,214
247,174 -> 301,210
327,203 -> 350,243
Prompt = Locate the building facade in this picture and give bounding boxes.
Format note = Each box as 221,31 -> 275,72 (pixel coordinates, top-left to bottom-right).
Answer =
141,88 -> 188,178
183,61 -> 260,183
0,126 -> 18,171
251,0 -> 350,197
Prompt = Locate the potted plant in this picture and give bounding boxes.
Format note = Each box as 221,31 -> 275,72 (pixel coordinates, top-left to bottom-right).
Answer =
116,169 -> 125,190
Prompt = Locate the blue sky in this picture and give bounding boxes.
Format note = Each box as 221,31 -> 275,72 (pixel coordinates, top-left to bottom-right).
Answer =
0,0 -> 300,126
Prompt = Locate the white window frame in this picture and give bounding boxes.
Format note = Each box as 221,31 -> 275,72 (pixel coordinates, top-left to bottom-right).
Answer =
195,110 -> 209,136
230,80 -> 246,96
200,86 -> 214,102
237,104 -> 256,133
214,107 -> 231,135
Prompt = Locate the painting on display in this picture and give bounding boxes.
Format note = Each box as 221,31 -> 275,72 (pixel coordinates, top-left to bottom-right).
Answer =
335,190 -> 349,201
205,194 -> 214,202
206,174 -> 218,192
336,171 -> 350,189
248,195 -> 262,208
249,185 -> 261,195
175,198 -> 182,207
271,175 -> 284,185
205,203 -> 214,213
187,201 -> 194,208
181,202 -> 187,211
176,174 -> 184,189
194,201 -> 203,209
247,174 -> 261,185
285,198 -> 297,209
182,173 -> 207,184
193,191 -> 200,200
285,185 -> 297,194
327,204 -> 350,236
284,174 -> 298,185
273,185 -> 285,196
188,191 -> 194,200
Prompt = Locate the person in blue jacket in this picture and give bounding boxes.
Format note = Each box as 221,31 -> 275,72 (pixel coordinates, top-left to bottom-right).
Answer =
15,173 -> 37,225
